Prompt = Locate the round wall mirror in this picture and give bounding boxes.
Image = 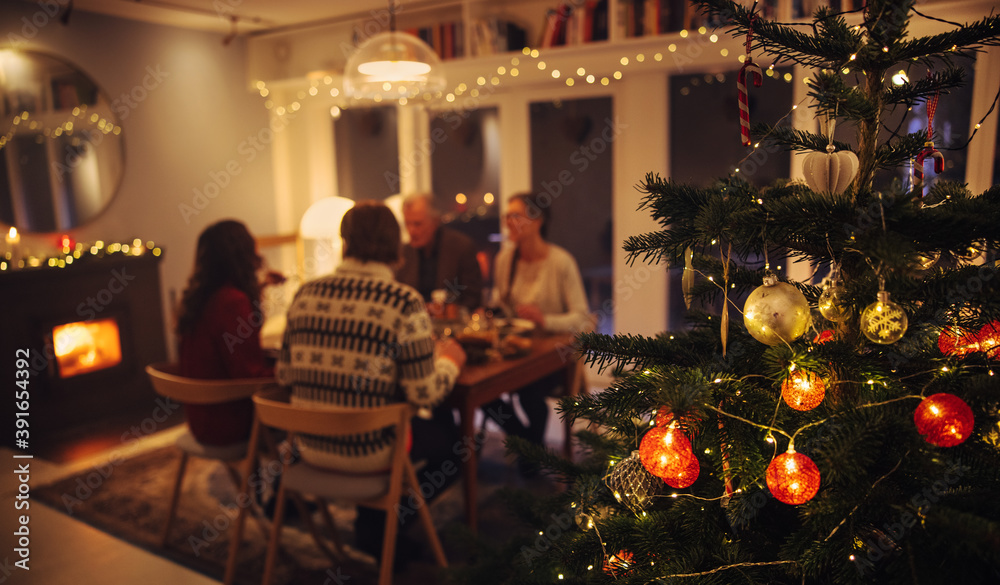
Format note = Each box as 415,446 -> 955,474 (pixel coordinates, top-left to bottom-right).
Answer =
0,49 -> 124,233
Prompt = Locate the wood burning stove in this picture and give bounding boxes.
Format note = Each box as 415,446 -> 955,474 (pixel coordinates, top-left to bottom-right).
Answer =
1,249 -> 168,445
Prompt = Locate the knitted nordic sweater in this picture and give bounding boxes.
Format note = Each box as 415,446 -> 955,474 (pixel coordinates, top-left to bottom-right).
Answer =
276,259 -> 459,472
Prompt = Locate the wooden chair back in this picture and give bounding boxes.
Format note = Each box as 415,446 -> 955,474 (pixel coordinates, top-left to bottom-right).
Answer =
145,362 -> 275,404
247,387 -> 442,585
252,386 -> 412,439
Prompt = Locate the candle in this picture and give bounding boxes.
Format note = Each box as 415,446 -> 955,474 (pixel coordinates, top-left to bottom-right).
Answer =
6,227 -> 20,266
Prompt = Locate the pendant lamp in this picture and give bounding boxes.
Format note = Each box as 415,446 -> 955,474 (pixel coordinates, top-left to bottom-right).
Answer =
343,1 -> 445,100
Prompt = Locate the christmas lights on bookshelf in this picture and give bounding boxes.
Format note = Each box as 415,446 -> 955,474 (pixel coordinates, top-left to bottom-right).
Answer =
252,26 -> 822,116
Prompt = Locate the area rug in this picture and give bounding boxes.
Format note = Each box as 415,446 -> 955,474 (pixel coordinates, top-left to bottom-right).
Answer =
33,443 -> 529,585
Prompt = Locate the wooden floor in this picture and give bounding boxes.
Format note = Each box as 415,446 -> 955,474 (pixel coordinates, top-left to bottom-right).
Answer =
2,372 -> 610,585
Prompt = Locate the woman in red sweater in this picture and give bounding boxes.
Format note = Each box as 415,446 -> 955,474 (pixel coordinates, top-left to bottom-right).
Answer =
175,219 -> 280,446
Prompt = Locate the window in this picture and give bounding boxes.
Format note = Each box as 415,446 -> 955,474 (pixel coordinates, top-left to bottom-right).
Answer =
530,96 -> 614,333
333,106 -> 399,200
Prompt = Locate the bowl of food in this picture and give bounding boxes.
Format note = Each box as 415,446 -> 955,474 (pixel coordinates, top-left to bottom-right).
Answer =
499,334 -> 533,359
454,330 -> 496,365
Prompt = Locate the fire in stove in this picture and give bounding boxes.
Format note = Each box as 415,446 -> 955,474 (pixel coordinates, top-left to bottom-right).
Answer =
52,318 -> 123,378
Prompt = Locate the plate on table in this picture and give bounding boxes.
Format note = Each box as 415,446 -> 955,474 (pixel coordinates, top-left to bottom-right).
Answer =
454,331 -> 495,365
499,334 -> 533,359
495,318 -> 536,336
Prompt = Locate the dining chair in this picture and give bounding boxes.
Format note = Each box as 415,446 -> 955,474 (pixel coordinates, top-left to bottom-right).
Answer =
234,386 -> 448,585
144,362 -> 276,582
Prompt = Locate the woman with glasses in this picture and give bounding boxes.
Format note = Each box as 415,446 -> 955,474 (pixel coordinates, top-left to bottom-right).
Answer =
488,192 -> 591,466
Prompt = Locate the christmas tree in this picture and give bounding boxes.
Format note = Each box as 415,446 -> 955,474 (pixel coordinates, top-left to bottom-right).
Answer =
463,1 -> 1000,583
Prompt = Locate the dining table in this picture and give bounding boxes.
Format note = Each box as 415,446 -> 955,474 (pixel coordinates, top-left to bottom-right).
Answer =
260,315 -> 583,533
448,332 -> 581,532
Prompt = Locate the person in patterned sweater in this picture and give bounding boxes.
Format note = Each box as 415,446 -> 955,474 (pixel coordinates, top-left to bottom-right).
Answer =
276,200 -> 466,565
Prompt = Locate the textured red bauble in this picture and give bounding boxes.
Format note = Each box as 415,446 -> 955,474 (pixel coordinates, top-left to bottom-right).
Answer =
639,426 -> 695,479
781,370 -> 826,411
938,326 -> 978,357
766,450 -> 821,505
977,321 -> 1000,359
914,393 -> 975,447
655,406 -> 674,427
663,451 -> 700,489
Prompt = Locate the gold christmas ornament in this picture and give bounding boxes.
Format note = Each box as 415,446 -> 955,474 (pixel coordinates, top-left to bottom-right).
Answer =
743,273 -> 811,345
860,291 -> 908,344
818,277 -> 850,322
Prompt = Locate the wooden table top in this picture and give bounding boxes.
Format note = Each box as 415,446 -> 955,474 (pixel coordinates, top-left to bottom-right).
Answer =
452,333 -> 578,399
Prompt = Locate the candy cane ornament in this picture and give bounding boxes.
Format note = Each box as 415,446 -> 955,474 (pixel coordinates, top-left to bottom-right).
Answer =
914,144 -> 944,187
738,15 -> 762,146
913,80 -> 945,189
738,61 -> 763,146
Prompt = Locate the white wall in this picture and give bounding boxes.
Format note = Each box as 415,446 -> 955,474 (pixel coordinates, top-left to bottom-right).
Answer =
1,5 -> 278,359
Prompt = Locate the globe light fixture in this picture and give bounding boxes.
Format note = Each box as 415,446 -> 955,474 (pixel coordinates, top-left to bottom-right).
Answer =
343,2 -> 445,100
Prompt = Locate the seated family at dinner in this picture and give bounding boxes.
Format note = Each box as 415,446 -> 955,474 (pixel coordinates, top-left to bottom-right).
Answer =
173,192 -> 590,567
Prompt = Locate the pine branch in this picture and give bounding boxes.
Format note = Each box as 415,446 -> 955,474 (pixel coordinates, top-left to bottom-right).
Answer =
754,123 -> 853,153
895,14 -> 1000,62
808,71 -> 881,123
883,67 -> 967,107
694,0 -> 858,68
874,130 -> 928,170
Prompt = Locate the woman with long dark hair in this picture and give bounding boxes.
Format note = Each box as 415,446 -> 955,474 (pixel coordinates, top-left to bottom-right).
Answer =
176,219 -> 281,446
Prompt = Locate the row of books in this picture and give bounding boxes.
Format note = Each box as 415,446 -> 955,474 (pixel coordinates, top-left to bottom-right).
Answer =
539,0 -> 673,48
538,0 -> 751,48
406,18 -> 529,61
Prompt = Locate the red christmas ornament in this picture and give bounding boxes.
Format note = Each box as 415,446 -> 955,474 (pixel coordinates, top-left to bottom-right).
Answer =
639,425 -> 695,480
766,449 -> 821,505
663,451 -> 700,489
813,329 -> 835,344
655,405 -> 674,427
977,321 -> 1000,359
937,325 -> 978,357
653,406 -> 701,434
781,370 -> 826,411
914,393 -> 975,447
603,550 -> 634,576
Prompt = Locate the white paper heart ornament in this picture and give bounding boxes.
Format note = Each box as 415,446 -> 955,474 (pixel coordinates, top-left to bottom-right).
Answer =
803,144 -> 859,194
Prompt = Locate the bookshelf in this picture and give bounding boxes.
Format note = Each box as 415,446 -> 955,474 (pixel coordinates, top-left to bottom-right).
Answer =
245,0 -> 754,87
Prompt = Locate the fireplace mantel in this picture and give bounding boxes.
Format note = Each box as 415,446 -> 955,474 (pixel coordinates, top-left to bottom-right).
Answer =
1,250 -> 168,444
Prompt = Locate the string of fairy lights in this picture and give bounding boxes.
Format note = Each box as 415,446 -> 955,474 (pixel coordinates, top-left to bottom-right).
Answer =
0,103 -> 123,150
565,350 -> 996,580
252,25 -> 817,118
1,235 -> 162,272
